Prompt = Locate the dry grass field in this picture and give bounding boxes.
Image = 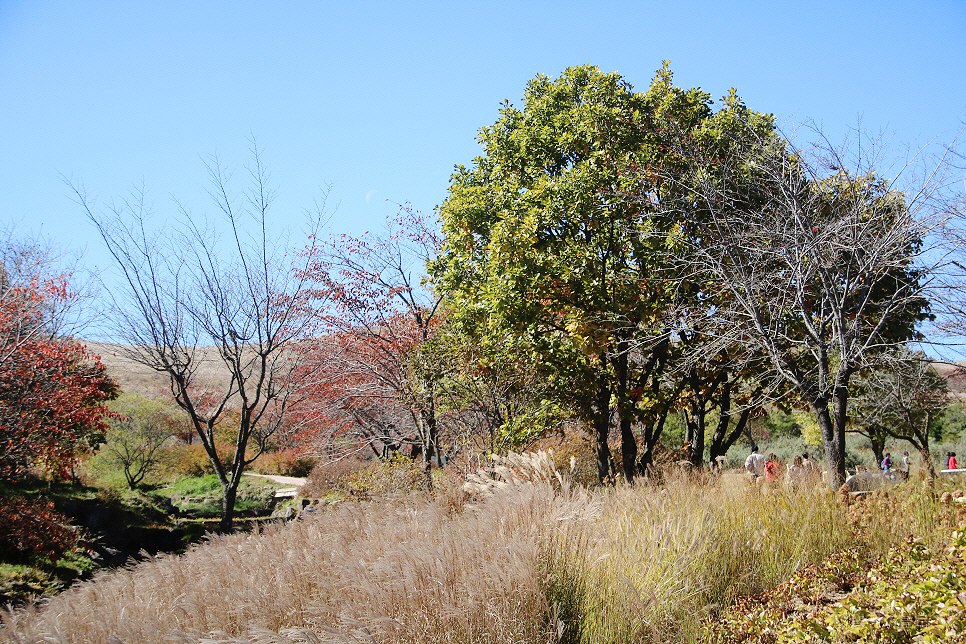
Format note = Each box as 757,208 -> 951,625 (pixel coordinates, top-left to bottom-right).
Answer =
2,452 -> 951,644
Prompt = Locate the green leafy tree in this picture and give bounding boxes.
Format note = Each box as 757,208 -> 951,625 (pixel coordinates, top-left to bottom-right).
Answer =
935,401 -> 966,441
434,64 -> 773,481
101,393 -> 181,489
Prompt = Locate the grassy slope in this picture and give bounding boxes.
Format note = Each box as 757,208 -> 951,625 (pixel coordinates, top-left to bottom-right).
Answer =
3,458 -> 957,644
82,341 -> 235,399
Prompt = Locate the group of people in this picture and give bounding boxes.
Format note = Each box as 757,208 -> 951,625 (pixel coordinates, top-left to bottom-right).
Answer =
746,446 -> 966,483
879,451 -> 912,473
883,450 -> 961,473
744,448 -> 821,487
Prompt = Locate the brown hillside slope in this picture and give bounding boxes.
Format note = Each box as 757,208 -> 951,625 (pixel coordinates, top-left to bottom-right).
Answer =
82,340 -> 236,399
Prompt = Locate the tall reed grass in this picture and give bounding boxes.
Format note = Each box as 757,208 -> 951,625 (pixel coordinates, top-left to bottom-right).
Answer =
1,456 -> 945,644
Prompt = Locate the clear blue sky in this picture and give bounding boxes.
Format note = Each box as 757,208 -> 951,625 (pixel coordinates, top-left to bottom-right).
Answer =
2,1 -> 965,289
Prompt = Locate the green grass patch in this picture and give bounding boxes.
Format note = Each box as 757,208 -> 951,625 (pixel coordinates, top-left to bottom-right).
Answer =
151,474 -> 281,517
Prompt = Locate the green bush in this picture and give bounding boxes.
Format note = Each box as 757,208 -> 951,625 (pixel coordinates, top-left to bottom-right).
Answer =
703,526 -> 966,644
157,443 -> 233,479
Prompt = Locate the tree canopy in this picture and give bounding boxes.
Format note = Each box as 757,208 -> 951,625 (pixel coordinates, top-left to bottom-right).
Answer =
433,63 -> 779,481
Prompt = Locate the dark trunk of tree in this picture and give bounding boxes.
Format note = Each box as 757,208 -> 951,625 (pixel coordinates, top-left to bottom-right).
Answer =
918,446 -> 936,480
869,437 -> 886,471
831,378 -> 850,482
593,373 -> 613,484
920,412 -> 936,480
816,399 -> 845,486
637,379 -> 686,475
684,403 -> 705,467
615,339 -> 637,482
220,481 -> 237,533
620,416 -> 637,483
709,406 -> 753,467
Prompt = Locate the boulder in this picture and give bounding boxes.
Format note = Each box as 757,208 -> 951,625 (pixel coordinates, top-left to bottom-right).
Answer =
843,470 -> 902,493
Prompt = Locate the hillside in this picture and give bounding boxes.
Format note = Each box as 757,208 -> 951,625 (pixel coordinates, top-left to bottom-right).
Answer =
82,340 -> 236,399
927,359 -> 966,396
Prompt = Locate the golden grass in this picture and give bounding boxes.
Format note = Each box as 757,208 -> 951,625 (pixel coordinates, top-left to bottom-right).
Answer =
1,487 -> 574,643
1,455 -> 945,644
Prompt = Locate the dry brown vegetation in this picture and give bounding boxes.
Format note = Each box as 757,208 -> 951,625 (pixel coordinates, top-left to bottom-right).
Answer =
83,341 -> 235,399
0,453 -> 950,644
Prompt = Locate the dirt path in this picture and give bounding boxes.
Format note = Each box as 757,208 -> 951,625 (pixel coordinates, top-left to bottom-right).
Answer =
243,473 -> 307,487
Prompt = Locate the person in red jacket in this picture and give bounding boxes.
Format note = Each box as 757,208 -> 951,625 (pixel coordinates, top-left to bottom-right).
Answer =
764,454 -> 781,483
948,452 -> 958,470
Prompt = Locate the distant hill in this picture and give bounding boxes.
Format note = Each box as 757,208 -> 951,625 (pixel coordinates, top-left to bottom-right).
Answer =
82,338 -> 966,405
931,360 -> 966,397
81,340 -> 235,399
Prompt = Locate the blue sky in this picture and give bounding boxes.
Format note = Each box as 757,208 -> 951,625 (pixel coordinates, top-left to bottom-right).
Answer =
2,1 -> 965,297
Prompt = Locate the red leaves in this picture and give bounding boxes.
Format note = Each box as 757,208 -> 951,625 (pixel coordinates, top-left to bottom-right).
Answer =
0,278 -> 116,482
0,496 -> 77,564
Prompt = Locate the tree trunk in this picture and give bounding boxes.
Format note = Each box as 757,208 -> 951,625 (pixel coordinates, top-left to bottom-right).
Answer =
637,381 -> 686,476
869,437 -> 886,471
220,481 -> 238,533
593,374 -> 613,484
816,401 -> 845,486
918,446 -> 936,480
709,407 -> 753,467
831,378 -> 850,483
615,340 -> 637,483
620,416 -> 637,483
685,401 -> 705,467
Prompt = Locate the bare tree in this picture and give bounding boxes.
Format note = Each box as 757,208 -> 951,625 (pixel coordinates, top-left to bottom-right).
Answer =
299,206 -> 446,481
666,126 -> 952,484
74,145 -> 329,530
851,348 -> 951,480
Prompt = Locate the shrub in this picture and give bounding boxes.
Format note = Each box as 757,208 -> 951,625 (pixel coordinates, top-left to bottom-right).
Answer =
249,449 -> 316,478
0,497 -> 77,565
299,457 -> 371,498
703,523 -> 966,644
342,453 -> 425,498
157,443 -> 233,479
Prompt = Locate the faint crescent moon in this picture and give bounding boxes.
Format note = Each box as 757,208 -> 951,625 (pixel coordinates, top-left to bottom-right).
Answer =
365,190 -> 378,204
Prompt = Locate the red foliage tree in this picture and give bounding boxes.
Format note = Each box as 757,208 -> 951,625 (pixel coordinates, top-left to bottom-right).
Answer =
293,318 -> 434,462
0,263 -> 116,482
295,206 -> 447,476
0,497 -> 77,564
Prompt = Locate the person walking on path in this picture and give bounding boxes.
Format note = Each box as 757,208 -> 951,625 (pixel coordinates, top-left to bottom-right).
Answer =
948,452 -> 958,470
764,453 -> 781,483
881,452 -> 892,471
901,451 -> 912,476
787,455 -> 805,488
745,448 -> 766,480
801,452 -> 821,485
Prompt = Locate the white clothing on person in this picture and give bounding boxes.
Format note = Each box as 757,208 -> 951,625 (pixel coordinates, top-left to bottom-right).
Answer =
745,452 -> 766,477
